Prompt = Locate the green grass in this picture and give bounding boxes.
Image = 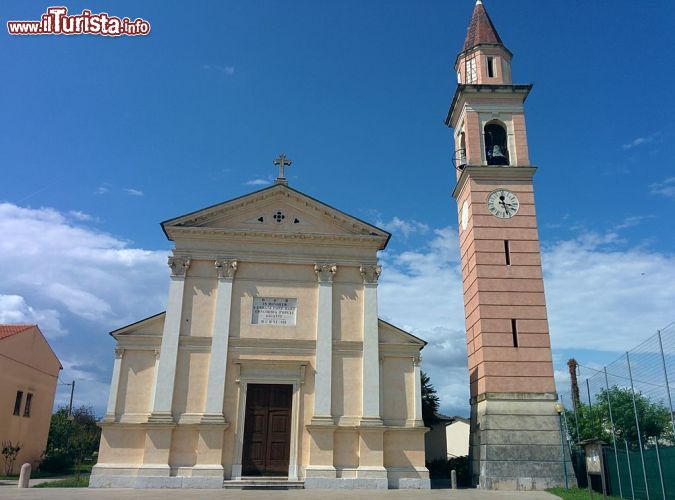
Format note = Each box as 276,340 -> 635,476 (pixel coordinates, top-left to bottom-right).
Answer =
546,487 -> 623,499
0,470 -> 64,480
33,475 -> 89,488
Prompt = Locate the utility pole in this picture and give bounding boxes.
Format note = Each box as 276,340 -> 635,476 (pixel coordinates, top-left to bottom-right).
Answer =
65,380 -> 75,420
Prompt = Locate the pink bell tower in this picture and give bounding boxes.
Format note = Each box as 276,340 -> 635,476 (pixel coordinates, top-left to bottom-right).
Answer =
447,1 -> 573,490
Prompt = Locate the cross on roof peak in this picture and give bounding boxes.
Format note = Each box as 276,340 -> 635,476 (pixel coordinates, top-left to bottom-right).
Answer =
273,153 -> 292,185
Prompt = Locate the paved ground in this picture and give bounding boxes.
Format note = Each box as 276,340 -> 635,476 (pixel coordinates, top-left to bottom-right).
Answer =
0,488 -> 560,500
0,477 -> 67,488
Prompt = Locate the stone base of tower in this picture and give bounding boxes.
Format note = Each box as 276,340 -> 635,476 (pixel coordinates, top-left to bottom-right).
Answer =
469,392 -> 577,491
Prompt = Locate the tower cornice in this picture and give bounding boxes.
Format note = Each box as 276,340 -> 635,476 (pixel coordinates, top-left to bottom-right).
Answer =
452,165 -> 537,200
446,84 -> 532,127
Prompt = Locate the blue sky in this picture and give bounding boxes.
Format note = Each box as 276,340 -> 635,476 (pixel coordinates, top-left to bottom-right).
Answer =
1,1 -> 675,417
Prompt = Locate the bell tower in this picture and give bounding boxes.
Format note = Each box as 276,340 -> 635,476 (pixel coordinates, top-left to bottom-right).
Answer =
448,1 -> 573,490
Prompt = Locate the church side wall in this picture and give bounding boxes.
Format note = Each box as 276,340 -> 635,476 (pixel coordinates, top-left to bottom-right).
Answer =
117,351 -> 155,419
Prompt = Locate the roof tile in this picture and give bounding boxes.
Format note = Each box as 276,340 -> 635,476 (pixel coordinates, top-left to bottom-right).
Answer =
0,324 -> 35,340
463,0 -> 504,52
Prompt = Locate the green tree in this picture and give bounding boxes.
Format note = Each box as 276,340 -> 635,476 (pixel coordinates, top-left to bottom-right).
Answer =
565,386 -> 673,447
42,406 -> 101,473
421,370 -> 440,426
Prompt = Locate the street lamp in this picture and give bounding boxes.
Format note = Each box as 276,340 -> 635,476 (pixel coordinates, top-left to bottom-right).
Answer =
555,402 -> 569,490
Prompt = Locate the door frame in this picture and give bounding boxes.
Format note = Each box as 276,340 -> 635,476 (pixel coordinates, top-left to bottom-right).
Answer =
231,360 -> 307,481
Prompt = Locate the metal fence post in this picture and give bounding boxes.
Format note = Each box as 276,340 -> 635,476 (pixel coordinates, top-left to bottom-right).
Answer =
656,330 -> 675,438
573,399 -> 581,443
625,440 -> 635,500
586,378 -> 594,436
654,438 -> 666,500
626,351 -> 650,500
604,367 -> 623,499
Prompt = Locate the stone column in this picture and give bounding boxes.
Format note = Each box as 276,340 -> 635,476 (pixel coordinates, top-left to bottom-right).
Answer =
202,259 -> 238,423
148,256 -> 190,423
360,265 -> 382,426
103,347 -> 124,422
412,355 -> 424,426
312,263 -> 336,422
305,263 -> 337,488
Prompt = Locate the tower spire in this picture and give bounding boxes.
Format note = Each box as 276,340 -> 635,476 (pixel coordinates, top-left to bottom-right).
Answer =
463,0 -> 504,53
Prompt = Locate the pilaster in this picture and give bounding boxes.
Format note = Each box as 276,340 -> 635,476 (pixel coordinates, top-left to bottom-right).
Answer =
102,347 -> 124,422
408,355 -> 425,427
312,263 -> 336,424
148,256 -> 190,423
360,265 -> 382,426
202,259 -> 237,423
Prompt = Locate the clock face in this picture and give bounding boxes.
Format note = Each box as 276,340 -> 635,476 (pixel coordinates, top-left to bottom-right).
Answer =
487,189 -> 519,219
461,201 -> 469,230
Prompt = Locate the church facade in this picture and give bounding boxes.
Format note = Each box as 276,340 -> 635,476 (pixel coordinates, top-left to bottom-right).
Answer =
90,171 -> 429,489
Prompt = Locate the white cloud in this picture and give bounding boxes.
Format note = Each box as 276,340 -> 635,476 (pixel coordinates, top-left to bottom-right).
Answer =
0,294 -> 66,338
377,224 -> 675,416
0,203 -> 170,413
377,216 -> 430,239
245,177 -> 273,186
378,227 -> 468,415
4,201 -> 675,419
203,64 -> 235,75
0,203 -> 168,326
94,186 -> 109,195
650,177 -> 675,198
124,188 -> 144,196
55,355 -> 115,411
621,131 -> 660,151
543,232 -> 675,351
68,210 -> 96,222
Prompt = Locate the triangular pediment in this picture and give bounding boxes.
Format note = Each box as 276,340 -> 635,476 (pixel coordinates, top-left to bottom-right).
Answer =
378,319 -> 426,346
161,184 -> 390,248
111,312 -> 165,337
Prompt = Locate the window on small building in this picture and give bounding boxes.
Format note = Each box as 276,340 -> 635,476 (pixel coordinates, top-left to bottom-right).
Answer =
24,393 -> 33,417
487,57 -> 495,78
13,391 -> 23,416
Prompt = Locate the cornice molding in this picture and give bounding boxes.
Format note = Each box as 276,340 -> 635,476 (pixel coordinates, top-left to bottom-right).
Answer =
166,226 -> 386,247
452,165 -> 537,200
446,83 -> 532,128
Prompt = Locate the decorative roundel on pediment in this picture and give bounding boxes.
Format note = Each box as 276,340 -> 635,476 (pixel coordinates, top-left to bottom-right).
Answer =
273,210 -> 286,223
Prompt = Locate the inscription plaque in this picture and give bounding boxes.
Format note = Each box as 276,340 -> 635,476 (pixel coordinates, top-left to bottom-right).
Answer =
252,297 -> 297,326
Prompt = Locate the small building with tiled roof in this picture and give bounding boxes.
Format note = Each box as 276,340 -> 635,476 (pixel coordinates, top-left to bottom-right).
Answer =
0,324 -> 62,474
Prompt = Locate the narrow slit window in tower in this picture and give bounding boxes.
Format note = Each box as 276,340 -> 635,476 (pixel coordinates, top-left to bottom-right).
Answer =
511,319 -> 519,347
487,57 -> 495,78
484,122 -> 510,165
504,240 -> 511,265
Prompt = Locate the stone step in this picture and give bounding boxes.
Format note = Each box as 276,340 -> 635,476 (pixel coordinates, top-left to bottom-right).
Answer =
223,478 -> 304,490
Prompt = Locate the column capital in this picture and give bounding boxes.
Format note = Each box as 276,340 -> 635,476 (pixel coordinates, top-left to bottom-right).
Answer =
314,263 -> 337,283
168,256 -> 191,277
215,259 -> 238,280
413,355 -> 422,367
114,347 -> 124,359
360,265 -> 382,285
153,348 -> 161,360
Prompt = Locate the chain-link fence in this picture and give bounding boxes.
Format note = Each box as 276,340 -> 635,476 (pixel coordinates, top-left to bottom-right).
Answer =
560,322 -> 675,499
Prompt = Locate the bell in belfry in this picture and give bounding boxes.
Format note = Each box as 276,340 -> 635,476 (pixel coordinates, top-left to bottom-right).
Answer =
490,144 -> 508,165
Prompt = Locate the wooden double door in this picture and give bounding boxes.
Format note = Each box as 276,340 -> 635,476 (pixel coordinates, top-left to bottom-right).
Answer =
242,383 -> 293,476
